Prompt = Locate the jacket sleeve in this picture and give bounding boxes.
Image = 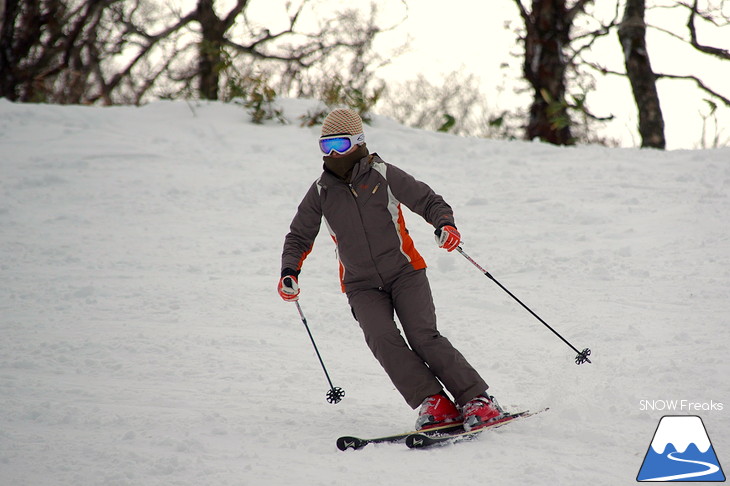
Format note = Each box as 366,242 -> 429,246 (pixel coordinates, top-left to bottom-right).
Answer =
386,163 -> 455,228
281,181 -> 322,275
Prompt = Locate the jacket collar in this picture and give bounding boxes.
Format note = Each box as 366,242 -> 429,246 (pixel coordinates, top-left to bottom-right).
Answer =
319,153 -> 378,189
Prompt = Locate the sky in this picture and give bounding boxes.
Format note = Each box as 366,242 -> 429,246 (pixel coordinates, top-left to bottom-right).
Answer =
216,0 -> 729,149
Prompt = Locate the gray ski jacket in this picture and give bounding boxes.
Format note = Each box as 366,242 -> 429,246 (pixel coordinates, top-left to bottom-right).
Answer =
281,153 -> 455,292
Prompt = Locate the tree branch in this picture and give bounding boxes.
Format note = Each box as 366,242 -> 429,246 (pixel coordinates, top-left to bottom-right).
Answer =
566,0 -> 593,25
686,0 -> 730,60
512,0 -> 531,24
103,10 -> 197,94
222,0 -> 249,30
656,71 -> 730,106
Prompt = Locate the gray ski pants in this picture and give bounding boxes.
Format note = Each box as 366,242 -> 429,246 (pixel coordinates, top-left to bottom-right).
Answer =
347,269 -> 488,409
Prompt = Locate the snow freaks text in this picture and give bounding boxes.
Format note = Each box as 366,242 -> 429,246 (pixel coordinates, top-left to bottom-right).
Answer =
639,400 -> 724,412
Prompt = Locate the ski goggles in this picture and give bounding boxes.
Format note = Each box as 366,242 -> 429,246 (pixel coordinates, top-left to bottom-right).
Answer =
319,133 -> 365,155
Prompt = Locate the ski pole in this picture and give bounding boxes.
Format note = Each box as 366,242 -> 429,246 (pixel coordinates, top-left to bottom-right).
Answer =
295,301 -> 345,403
455,246 -> 592,365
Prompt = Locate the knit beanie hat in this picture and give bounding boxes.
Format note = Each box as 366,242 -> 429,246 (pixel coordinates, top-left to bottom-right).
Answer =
321,109 -> 364,137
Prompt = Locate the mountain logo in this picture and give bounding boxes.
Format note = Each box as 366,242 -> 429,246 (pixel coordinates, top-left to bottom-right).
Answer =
637,415 -> 725,482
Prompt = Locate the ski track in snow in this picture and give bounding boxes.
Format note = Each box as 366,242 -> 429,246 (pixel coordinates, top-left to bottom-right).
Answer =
1,99 -> 729,485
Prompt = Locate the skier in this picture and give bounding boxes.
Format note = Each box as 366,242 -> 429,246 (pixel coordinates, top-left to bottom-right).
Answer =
278,108 -> 507,432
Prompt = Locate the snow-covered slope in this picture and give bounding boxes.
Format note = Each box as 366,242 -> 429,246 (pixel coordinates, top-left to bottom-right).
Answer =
1,99 -> 728,485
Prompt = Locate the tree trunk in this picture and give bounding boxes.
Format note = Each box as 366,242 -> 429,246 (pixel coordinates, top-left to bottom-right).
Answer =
0,0 -> 19,100
523,0 -> 574,145
196,0 -> 224,100
618,0 -> 666,149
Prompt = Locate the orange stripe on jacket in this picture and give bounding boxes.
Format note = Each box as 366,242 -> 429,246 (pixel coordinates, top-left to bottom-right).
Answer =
396,204 -> 426,271
329,234 -> 347,293
295,244 -> 313,272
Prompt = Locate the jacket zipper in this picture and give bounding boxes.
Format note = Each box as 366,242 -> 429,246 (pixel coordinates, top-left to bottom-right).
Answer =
347,181 -> 385,289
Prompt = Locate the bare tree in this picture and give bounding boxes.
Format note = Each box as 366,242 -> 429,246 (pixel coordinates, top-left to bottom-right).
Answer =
116,0 -> 401,103
378,71 -> 519,139
582,0 -> 728,147
380,72 -> 482,134
650,0 -> 730,106
677,0 -> 729,60
513,0 -> 592,145
618,0 -> 666,148
1,0 -> 402,105
0,0 -> 124,103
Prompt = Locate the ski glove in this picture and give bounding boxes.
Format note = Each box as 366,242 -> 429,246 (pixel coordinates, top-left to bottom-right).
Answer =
435,225 -> 461,252
278,275 -> 300,302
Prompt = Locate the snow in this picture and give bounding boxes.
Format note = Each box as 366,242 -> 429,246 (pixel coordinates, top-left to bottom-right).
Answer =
1,98 -> 728,485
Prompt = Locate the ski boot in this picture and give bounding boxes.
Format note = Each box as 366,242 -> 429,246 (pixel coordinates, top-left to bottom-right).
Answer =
462,394 -> 508,432
416,392 -> 462,430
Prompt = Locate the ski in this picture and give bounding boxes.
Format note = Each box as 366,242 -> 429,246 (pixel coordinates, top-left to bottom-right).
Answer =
337,422 -> 465,451
405,408 -> 548,449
